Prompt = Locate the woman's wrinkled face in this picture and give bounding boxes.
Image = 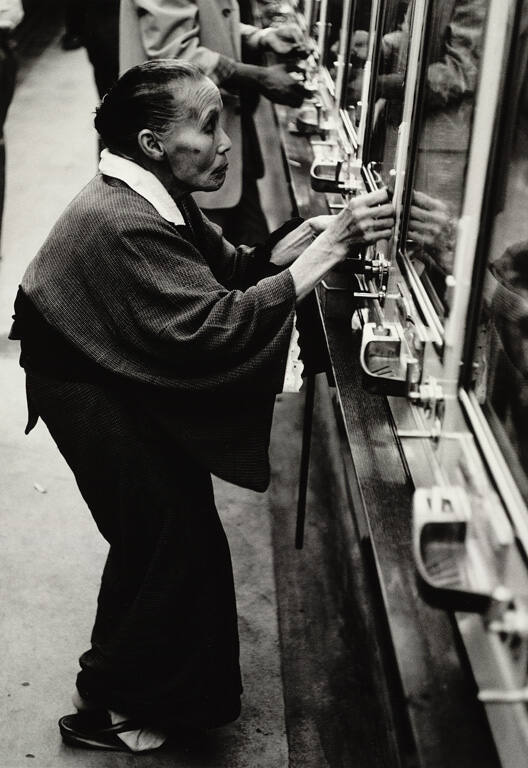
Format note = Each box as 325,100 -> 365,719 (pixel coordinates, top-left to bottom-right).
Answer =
161,80 -> 232,192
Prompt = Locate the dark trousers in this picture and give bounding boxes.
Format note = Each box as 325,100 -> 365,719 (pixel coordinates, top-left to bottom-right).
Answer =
25,370 -> 243,730
63,0 -> 119,100
82,1 -> 119,99
0,33 -> 17,247
64,0 -> 84,37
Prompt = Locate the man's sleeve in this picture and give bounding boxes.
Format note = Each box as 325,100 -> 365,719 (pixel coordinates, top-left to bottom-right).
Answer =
131,0 -> 234,83
426,0 -> 487,107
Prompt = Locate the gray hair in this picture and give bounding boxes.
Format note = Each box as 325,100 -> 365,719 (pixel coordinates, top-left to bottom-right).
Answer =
94,60 -> 214,159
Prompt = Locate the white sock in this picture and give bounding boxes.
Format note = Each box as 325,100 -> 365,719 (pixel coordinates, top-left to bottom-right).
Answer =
72,690 -> 167,752
109,709 -> 167,752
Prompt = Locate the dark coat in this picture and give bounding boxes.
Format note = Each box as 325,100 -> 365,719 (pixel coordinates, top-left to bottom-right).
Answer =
17,173 -> 297,491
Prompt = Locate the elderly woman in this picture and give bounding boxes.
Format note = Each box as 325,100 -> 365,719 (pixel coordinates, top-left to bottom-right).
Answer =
10,60 -> 393,752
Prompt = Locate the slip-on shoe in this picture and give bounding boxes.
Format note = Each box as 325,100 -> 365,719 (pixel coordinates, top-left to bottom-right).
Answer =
58,711 -> 143,752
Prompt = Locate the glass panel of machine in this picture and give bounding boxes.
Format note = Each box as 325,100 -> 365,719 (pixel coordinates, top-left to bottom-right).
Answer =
471,4 -> 528,504
342,0 -> 375,130
402,0 -> 490,317
320,0 -> 344,82
367,0 -> 412,183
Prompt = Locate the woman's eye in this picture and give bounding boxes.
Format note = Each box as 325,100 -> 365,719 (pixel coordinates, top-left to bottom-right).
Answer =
203,117 -> 218,135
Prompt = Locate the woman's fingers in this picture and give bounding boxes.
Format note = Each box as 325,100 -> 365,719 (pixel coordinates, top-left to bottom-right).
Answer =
409,204 -> 449,224
373,217 -> 395,229
356,187 -> 390,207
408,218 -> 434,234
365,228 -> 393,242
412,189 -> 449,212
326,189 -> 395,246
371,202 -> 394,219
342,188 -> 389,217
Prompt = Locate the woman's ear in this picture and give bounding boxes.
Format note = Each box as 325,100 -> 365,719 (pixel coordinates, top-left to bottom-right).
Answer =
137,129 -> 165,161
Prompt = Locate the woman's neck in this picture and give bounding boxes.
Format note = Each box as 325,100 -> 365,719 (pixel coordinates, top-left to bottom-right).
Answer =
124,153 -> 189,202
149,161 -> 189,201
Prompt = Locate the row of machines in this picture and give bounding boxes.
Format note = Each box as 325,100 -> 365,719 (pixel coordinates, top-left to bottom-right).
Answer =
257,0 -> 528,765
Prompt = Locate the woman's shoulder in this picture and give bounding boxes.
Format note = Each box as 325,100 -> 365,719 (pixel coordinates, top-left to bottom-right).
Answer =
75,174 -> 180,231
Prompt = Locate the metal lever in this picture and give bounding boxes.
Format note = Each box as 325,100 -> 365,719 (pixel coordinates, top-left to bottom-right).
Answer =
478,687 -> 528,704
413,486 -> 513,614
353,290 -> 399,300
488,609 -> 528,637
295,101 -> 326,137
310,157 -> 346,193
310,153 -> 362,195
359,321 -> 419,396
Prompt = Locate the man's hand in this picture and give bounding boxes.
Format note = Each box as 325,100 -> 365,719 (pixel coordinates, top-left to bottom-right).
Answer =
262,23 -> 306,56
259,63 -> 307,107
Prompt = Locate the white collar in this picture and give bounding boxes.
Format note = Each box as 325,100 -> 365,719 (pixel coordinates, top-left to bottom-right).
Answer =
98,149 -> 185,226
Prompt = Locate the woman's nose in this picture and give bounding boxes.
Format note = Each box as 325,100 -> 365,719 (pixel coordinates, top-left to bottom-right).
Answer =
218,128 -> 232,154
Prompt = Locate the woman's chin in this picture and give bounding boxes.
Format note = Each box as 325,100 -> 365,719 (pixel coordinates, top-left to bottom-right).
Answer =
194,170 -> 227,193
210,172 -> 227,189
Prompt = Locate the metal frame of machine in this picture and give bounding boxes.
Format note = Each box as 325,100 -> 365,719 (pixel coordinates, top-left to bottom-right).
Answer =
270,0 -> 528,764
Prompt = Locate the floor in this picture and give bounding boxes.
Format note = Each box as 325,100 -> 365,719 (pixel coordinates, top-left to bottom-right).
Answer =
0,21 -> 289,768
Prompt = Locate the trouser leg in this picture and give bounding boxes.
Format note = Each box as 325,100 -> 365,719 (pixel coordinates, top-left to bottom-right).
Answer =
83,5 -> 119,100
0,36 -> 17,248
64,0 -> 85,37
25,372 -> 242,731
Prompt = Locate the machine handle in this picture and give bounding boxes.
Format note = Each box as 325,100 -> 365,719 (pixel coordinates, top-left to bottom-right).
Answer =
412,487 -> 511,614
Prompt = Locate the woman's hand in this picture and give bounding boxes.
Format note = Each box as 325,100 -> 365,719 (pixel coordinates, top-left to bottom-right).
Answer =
408,190 -> 453,248
289,189 -> 395,301
306,214 -> 334,235
408,190 -> 455,273
312,188 -> 394,252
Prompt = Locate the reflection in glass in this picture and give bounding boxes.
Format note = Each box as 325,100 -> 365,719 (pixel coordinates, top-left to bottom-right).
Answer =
403,0 -> 489,314
343,0 -> 375,128
367,0 -> 412,184
473,3 -> 528,504
322,0 -> 345,74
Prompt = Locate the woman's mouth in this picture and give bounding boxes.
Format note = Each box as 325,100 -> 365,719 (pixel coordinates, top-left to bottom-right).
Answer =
213,163 -> 229,176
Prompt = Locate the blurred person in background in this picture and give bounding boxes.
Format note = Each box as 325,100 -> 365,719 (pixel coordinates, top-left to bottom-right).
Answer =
61,0 -> 120,100
60,0 -> 83,50
120,0 -> 308,245
82,0 -> 120,100
0,0 -> 23,250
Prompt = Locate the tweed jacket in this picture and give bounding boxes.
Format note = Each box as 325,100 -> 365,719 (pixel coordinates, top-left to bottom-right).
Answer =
18,172 -> 297,489
119,0 -> 264,209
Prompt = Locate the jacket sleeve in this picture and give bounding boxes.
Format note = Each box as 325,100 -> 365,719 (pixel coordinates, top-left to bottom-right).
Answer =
193,202 -> 304,290
131,0 -> 234,82
87,211 -> 296,390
